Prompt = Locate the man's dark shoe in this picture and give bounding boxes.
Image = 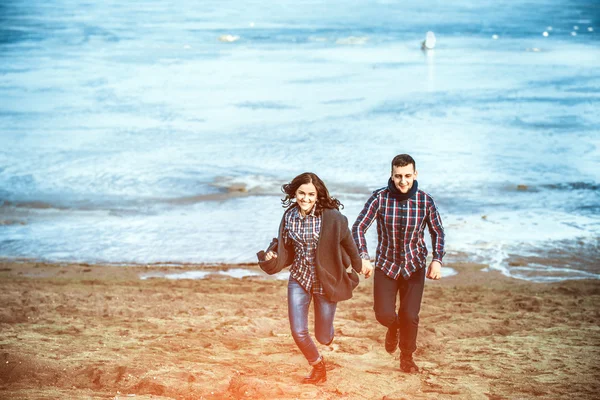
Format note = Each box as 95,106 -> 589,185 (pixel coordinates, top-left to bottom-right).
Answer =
384,326 -> 399,354
303,358 -> 327,384
400,355 -> 420,373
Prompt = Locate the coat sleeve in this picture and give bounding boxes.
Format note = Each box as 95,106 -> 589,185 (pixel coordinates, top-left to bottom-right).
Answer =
257,211 -> 294,274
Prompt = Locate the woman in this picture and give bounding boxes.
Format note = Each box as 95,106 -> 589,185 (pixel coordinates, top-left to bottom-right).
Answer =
257,172 -> 364,384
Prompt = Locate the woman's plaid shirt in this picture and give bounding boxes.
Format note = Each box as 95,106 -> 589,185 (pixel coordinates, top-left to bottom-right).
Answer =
284,206 -> 324,294
352,187 -> 445,280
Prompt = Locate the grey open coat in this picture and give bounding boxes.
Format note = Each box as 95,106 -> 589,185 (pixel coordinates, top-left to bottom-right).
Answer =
257,207 -> 362,302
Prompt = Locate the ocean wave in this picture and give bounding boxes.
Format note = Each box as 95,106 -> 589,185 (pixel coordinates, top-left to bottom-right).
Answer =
541,182 -> 599,191
501,237 -> 600,281
235,101 -> 297,110
371,62 -> 418,70
508,264 -> 600,283
511,116 -> 590,131
320,97 -> 365,105
218,34 -> 240,43
80,24 -> 120,43
335,36 -> 368,45
501,181 -> 599,193
164,191 -> 252,205
1,175 -> 595,214
0,200 -> 67,210
0,219 -> 27,226
210,175 -> 283,196
160,175 -> 372,205
0,176 -> 275,212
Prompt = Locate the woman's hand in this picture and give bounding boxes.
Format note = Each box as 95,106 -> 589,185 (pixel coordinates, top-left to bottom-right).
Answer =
361,259 -> 374,278
265,251 -> 278,261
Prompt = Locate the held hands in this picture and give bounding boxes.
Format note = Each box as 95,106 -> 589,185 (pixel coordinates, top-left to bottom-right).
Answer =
361,259 -> 374,279
268,250 -> 374,277
426,260 -> 442,280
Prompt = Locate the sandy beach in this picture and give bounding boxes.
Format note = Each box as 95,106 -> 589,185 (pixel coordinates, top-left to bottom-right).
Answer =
1,260 -> 599,400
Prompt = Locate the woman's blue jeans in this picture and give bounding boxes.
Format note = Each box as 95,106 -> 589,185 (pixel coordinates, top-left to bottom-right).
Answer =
287,278 -> 337,365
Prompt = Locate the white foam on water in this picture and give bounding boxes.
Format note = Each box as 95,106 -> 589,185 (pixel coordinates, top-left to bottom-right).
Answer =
211,174 -> 284,195
444,209 -> 599,281
218,268 -> 261,278
139,268 -> 262,280
140,270 -> 211,280
441,267 -> 458,278
509,264 -> 600,283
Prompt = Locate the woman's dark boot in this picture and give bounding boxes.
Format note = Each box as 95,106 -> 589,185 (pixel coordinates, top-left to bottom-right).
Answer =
303,358 -> 327,384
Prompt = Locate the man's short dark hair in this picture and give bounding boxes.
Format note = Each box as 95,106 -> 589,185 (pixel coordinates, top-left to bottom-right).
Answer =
391,154 -> 416,172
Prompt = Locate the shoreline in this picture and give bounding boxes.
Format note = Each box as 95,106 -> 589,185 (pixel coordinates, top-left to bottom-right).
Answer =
2,256 -> 598,284
1,260 -> 599,399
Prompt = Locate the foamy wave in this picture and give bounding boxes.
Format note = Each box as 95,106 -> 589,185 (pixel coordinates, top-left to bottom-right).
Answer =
218,34 -> 240,43
0,219 -> 27,226
335,36 -> 368,45
508,264 -> 600,283
140,268 -> 262,280
506,181 -> 599,192
211,175 -> 284,195
441,267 -> 458,278
207,176 -> 371,201
444,210 -> 600,282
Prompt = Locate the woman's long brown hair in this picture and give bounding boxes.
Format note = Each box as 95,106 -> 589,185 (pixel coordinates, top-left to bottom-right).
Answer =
281,172 -> 343,215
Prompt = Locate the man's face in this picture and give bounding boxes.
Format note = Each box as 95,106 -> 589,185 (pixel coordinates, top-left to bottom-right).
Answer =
391,164 -> 417,194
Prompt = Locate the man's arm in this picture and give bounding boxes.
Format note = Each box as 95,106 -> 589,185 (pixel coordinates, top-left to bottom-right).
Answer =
352,193 -> 379,278
426,200 -> 445,280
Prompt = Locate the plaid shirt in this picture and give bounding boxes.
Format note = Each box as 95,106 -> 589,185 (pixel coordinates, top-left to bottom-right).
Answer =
284,205 -> 324,294
352,186 -> 445,280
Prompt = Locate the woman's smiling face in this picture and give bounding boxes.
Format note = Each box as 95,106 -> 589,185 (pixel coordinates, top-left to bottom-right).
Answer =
295,182 -> 317,215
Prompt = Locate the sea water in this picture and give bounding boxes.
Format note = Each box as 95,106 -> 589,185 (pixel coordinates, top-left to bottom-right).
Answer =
1,0 -> 599,282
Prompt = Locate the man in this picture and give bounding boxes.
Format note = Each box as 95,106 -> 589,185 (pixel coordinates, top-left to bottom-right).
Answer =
352,154 -> 445,373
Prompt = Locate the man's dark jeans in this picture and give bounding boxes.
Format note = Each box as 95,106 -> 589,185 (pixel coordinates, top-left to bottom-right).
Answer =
373,266 -> 425,355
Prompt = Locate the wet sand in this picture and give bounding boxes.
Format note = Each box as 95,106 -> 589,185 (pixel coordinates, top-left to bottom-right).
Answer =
1,260 -> 599,399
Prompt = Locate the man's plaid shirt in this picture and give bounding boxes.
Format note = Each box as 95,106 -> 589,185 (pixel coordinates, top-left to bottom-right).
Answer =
284,205 -> 324,294
352,186 -> 445,280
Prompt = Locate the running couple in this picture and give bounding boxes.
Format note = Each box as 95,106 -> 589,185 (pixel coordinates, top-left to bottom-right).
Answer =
257,154 -> 445,383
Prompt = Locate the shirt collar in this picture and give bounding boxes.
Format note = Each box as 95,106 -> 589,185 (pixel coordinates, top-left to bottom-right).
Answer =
292,204 -> 317,219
